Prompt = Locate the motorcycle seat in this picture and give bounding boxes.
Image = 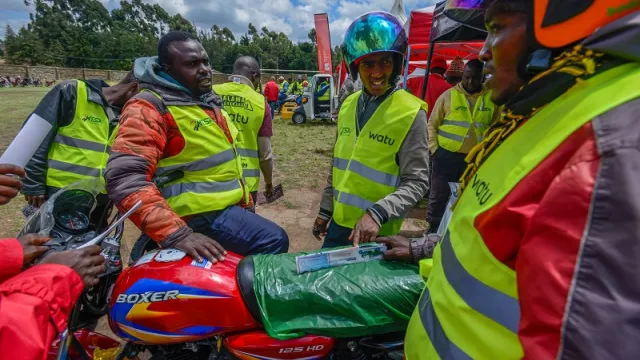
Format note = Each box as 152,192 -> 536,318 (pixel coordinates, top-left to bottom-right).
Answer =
236,255 -> 262,324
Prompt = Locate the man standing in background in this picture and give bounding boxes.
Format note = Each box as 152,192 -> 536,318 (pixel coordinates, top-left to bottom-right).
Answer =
213,56 -> 275,208
426,59 -> 499,232
288,75 -> 305,96
263,76 -> 279,118
20,73 -> 137,225
407,57 -> 452,117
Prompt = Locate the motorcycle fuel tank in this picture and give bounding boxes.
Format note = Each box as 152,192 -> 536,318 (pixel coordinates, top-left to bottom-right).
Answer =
109,249 -> 258,344
225,331 -> 335,360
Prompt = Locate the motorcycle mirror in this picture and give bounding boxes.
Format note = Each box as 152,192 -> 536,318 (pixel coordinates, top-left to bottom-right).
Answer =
78,200 -> 142,249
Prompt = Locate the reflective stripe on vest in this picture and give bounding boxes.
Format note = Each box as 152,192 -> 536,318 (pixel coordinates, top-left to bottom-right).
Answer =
46,80 -> 114,190
333,157 -> 400,188
437,89 -> 495,153
213,82 -> 265,192
161,179 -> 241,198
156,149 -> 236,175
332,90 -> 427,236
148,90 -> 247,217
406,63 -> 640,360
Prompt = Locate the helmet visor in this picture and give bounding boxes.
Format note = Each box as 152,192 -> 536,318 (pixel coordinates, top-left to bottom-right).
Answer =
342,12 -> 407,66
444,0 -> 491,31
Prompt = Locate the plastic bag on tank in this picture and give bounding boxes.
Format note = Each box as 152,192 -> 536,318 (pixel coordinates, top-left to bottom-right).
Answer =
252,248 -> 425,340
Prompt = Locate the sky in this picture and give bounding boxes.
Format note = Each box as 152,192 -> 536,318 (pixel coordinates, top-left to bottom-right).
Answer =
0,0 -> 438,48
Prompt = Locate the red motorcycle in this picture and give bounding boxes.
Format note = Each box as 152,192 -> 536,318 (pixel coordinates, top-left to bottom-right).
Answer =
37,181 -> 413,360
104,250 -> 407,360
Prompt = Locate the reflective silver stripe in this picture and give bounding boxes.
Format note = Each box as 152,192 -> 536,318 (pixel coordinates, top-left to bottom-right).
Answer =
333,188 -> 339,200
48,159 -> 100,177
438,130 -> 465,142
106,145 -> 112,154
237,148 -> 259,158
473,122 -> 487,129
477,135 -> 484,142
442,119 -> 470,128
418,289 -> 472,360
332,157 -> 349,170
243,169 -> 260,177
161,179 -> 240,198
156,149 -> 235,175
53,134 -> 106,152
348,160 -> 400,187
336,190 -> 374,210
441,231 -> 520,333
333,157 -> 399,187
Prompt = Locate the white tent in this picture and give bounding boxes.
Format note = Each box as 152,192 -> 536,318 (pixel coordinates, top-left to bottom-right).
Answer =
389,0 -> 408,25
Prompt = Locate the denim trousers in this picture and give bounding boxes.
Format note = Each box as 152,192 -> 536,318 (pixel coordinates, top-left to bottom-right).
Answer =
187,205 -> 289,255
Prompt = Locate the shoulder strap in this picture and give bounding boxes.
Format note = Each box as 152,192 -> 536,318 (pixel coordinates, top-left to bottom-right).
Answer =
133,90 -> 169,115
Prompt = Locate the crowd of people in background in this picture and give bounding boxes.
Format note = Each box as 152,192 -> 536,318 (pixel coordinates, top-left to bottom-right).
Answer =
0,75 -> 53,87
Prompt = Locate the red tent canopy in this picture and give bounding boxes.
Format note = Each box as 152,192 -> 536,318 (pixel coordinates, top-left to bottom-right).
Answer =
406,6 -> 483,62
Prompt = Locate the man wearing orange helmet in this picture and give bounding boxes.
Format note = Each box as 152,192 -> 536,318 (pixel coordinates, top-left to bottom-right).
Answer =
375,0 -> 640,359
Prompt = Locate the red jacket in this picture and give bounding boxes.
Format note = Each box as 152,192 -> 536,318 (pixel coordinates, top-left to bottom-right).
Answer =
0,238 -> 83,359
263,80 -> 280,102
406,73 -> 451,117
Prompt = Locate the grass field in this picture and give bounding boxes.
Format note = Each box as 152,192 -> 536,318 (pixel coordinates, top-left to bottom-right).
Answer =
0,86 -> 337,239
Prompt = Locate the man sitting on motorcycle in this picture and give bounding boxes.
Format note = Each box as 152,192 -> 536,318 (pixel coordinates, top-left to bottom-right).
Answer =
105,31 -> 289,263
313,11 -> 430,248
377,1 -> 640,359
0,164 -> 106,359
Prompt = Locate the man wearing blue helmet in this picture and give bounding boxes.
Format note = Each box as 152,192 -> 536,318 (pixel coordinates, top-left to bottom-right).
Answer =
313,11 -> 430,247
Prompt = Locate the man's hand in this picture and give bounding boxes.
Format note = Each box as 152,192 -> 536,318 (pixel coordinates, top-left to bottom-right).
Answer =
350,213 -> 381,246
265,183 -> 274,198
174,233 -> 226,263
41,246 -> 106,288
0,164 -> 25,205
313,217 -> 329,240
24,194 -> 46,208
376,236 -> 412,262
18,234 -> 50,265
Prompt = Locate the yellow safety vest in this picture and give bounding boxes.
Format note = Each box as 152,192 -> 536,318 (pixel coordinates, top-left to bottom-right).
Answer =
405,63 -> 640,360
317,81 -> 331,101
46,80 -> 118,191
289,80 -> 305,95
437,88 -> 495,152
148,90 -> 249,217
333,90 -> 427,235
213,82 -> 265,193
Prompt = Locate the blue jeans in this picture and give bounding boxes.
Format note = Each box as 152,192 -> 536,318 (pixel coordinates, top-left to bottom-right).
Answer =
268,101 -> 276,118
187,205 -> 289,255
322,221 -> 352,249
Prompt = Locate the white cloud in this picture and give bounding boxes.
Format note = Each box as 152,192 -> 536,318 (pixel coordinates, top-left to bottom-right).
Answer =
1,0 -> 438,55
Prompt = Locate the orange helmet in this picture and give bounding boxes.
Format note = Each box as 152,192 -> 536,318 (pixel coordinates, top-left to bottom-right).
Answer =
444,0 -> 639,49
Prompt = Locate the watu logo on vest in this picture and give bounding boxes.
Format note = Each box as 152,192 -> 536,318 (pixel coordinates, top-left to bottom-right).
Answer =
82,114 -> 102,124
220,95 -> 254,111
471,173 -> 493,205
478,106 -> 493,112
229,113 -> 249,124
339,127 -> 351,136
368,131 -> 396,146
454,105 -> 468,111
191,117 -> 214,131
